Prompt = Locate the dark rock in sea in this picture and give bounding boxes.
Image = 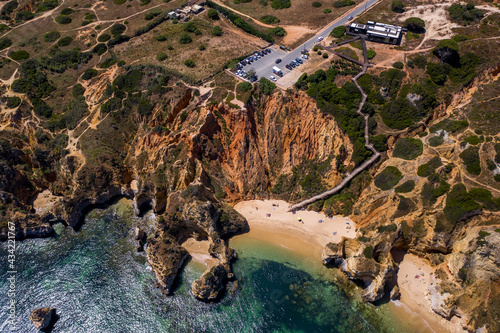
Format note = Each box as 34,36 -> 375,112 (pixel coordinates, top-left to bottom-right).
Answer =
29,307 -> 55,330
192,264 -> 229,302
135,226 -> 147,252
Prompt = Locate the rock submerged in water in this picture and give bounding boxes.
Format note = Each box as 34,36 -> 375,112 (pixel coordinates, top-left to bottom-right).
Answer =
30,307 -> 55,330
192,264 -> 229,302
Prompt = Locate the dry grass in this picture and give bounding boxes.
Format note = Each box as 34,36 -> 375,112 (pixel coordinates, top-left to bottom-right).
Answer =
221,0 -> 356,29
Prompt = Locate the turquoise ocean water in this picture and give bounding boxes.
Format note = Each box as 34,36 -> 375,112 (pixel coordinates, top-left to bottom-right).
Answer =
0,200 -> 418,333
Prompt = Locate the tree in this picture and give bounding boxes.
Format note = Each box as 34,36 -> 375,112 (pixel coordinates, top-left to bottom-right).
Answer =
207,8 -> 219,20
179,33 -> 192,44
404,17 -> 425,33
184,59 -> 195,67
259,77 -> 276,95
330,25 -> 346,38
432,39 -> 459,65
391,0 -> 404,13
211,26 -> 222,36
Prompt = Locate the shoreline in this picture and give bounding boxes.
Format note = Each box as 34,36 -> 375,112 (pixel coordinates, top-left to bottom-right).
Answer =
227,199 -> 464,333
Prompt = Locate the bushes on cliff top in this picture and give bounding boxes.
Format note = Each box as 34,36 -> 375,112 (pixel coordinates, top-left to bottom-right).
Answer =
260,15 -> 279,24
417,156 -> 442,177
460,146 -> 481,175
0,38 -> 12,50
333,0 -> 355,8
444,184 -> 481,225
374,166 -> 403,191
448,3 -> 484,25
393,138 -> 423,160
259,77 -> 276,95
430,119 -> 468,133
395,180 -> 415,193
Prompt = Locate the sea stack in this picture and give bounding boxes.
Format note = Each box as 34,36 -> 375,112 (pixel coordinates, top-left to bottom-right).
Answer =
30,307 -> 56,330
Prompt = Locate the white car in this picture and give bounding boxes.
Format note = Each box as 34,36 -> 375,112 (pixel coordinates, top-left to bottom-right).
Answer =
301,54 -> 309,60
317,36 -> 324,42
269,76 -> 277,82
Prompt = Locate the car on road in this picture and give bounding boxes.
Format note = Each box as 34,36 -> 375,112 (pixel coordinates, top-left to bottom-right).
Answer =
317,36 -> 324,42
348,16 -> 353,20
275,58 -> 282,64
295,58 -> 303,64
269,76 -> 277,82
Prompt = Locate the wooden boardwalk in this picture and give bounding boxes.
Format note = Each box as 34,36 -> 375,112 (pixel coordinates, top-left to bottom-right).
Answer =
289,37 -> 380,211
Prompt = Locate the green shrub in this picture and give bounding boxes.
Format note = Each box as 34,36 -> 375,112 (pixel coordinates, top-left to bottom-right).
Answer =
0,38 -> 13,50
393,138 -> 423,160
157,52 -> 168,61
211,26 -> 223,36
179,33 -> 192,44
100,57 -> 116,68
72,84 -> 85,98
391,0 -> 404,13
363,246 -> 373,259
271,0 -> 290,9
237,82 -> 252,93
259,77 -> 276,95
15,10 -> 34,22
61,7 -> 74,15
331,25 -> 346,38
459,146 -> 481,175
43,31 -> 61,43
469,188 -> 492,203
5,96 -> 21,108
312,1 -> 322,7
92,43 -> 108,55
448,3 -> 484,25
374,166 -> 403,191
110,23 -> 126,35
9,50 -> 29,60
261,15 -> 279,24
198,44 -> 206,51
57,36 -> 73,47
417,156 -> 442,177
145,11 -> 160,20
100,97 -> 122,113
404,17 -> 425,33
370,134 -> 387,152
269,27 -> 286,36
55,15 -> 72,24
462,135 -> 483,146
378,223 -> 398,233
429,119 -> 468,133
82,68 -> 98,80
323,8 -> 331,13
156,34 -> 167,41
443,184 -> 481,224
98,33 -> 111,42
393,62 -> 404,69
184,59 -> 195,67
333,0 -> 354,8
426,62 -> 448,85
208,8 -> 219,20
428,135 -> 444,147
395,180 -> 415,193
367,49 -> 376,59
322,52 -> 328,58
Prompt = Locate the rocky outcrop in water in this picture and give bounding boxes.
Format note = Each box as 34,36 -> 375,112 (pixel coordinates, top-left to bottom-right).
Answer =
192,264 -> 229,302
29,307 -> 55,330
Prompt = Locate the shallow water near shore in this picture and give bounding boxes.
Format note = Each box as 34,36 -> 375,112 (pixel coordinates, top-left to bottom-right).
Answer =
1,199 -> 422,332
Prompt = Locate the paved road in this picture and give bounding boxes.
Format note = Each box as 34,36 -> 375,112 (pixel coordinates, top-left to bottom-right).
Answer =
245,0 -> 380,83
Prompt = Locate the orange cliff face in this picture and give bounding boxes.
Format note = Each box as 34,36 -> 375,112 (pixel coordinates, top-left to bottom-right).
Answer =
130,89 -> 353,205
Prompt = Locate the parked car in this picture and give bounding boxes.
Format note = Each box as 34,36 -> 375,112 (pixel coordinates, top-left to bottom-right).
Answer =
269,76 -> 277,82
250,75 -> 258,82
301,54 -> 309,60
266,48 -> 271,53
275,58 -> 282,64
295,58 -> 303,64
285,64 -> 291,70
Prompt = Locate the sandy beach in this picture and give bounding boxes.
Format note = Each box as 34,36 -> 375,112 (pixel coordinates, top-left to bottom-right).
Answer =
233,199 -> 355,261
391,253 -> 466,333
